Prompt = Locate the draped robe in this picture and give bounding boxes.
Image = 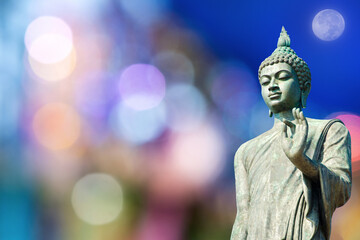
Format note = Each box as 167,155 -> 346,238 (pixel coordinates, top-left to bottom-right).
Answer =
231,119 -> 352,240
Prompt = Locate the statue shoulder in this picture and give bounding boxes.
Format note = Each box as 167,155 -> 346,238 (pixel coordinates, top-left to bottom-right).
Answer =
307,117 -> 350,142
234,130 -> 273,161
234,139 -> 252,164
306,117 -> 331,127
307,117 -> 348,132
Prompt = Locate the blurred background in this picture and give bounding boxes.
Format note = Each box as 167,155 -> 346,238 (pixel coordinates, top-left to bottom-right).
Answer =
1,0 -> 360,239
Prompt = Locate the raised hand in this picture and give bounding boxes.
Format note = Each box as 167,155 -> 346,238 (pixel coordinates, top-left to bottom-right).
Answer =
281,108 -> 308,161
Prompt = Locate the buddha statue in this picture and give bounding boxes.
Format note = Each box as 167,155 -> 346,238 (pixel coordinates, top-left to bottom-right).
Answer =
231,27 -> 352,239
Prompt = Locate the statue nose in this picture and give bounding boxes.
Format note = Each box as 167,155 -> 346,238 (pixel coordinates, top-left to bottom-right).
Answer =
268,79 -> 279,91
269,85 -> 279,91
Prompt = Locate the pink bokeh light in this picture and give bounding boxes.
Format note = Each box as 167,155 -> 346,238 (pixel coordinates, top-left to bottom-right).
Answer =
331,113 -> 360,163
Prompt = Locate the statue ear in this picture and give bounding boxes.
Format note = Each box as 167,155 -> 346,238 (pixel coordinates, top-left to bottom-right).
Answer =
301,82 -> 311,108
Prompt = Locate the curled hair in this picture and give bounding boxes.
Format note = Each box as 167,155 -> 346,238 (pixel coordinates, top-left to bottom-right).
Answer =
258,27 -> 311,90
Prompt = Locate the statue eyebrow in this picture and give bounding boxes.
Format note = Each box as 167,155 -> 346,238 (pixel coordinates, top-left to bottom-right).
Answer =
260,70 -> 291,79
260,74 -> 271,78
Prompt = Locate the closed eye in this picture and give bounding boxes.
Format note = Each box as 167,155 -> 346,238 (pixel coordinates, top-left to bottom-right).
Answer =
260,76 -> 270,86
277,71 -> 292,80
261,81 -> 270,86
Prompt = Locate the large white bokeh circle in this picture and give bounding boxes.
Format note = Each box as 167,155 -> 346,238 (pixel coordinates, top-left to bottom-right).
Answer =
71,173 -> 123,225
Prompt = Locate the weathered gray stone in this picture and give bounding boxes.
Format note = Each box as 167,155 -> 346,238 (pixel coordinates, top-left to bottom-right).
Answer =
231,27 -> 352,240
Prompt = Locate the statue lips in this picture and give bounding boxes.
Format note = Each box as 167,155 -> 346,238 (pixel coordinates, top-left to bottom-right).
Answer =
268,92 -> 282,100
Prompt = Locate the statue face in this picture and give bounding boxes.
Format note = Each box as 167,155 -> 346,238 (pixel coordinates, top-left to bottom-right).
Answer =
259,63 -> 301,113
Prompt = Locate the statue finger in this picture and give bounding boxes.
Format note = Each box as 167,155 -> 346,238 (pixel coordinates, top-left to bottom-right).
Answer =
296,108 -> 302,124
282,122 -> 288,138
300,111 -> 306,125
297,109 -> 303,125
296,108 -> 301,123
283,119 -> 295,128
292,108 -> 299,124
283,119 -> 295,134
297,122 -> 308,140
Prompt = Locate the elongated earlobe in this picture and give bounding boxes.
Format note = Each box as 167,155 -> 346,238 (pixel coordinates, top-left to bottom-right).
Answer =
301,82 -> 311,108
269,110 -> 273,117
301,93 -> 307,108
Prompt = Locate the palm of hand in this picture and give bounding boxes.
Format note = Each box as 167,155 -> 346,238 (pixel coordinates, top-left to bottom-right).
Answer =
281,108 -> 308,160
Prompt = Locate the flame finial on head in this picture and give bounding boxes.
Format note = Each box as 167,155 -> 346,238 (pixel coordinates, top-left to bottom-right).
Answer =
277,26 -> 291,47
258,26 -> 311,92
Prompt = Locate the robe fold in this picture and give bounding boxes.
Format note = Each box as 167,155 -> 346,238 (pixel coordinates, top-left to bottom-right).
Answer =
231,119 -> 351,240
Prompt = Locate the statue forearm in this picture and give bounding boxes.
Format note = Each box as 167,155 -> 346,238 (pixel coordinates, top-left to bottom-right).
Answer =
288,153 -> 319,181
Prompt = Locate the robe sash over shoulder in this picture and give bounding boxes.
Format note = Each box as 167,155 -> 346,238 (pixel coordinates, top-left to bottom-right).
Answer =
231,119 -> 352,240
302,119 -> 351,239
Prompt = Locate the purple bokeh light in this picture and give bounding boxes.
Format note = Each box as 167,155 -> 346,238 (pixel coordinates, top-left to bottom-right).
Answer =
119,64 -> 166,111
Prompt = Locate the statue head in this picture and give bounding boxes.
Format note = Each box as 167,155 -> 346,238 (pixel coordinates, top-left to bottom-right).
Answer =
258,27 -> 311,115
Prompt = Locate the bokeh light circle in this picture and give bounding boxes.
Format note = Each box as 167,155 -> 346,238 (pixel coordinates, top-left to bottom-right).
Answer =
168,123 -> 226,187
312,9 -> 345,41
28,47 -> 77,81
32,103 -> 81,150
29,34 -> 73,64
165,83 -> 207,132
109,102 -> 167,145
152,50 -> 195,84
25,16 -> 73,64
119,64 -> 166,111
71,173 -> 123,225
330,113 -> 360,162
